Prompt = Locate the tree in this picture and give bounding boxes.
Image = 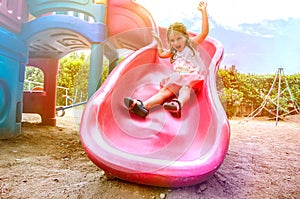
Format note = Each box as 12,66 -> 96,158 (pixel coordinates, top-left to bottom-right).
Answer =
24,66 -> 44,91
57,51 -> 110,106
57,52 -> 87,105
218,66 -> 243,118
218,66 -> 300,118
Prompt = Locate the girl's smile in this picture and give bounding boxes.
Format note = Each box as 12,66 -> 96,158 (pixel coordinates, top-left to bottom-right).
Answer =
168,32 -> 187,52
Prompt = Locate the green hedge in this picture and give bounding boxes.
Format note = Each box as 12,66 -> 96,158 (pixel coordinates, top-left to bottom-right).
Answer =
218,66 -> 300,118
25,54 -> 300,117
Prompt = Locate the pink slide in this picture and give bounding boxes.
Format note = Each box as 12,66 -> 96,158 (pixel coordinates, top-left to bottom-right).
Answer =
80,0 -> 230,187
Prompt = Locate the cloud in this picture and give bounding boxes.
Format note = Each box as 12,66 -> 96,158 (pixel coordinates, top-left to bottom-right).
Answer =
207,0 -> 300,27
137,0 -> 300,35
136,0 -> 201,25
136,0 -> 300,74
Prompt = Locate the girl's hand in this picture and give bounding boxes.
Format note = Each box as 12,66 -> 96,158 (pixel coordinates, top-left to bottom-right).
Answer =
152,31 -> 160,41
197,1 -> 207,12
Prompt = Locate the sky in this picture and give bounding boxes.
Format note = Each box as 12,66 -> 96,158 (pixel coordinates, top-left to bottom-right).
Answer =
136,0 -> 300,75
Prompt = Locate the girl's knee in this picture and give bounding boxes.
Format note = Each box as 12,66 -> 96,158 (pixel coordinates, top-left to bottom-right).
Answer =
180,86 -> 191,94
159,87 -> 174,98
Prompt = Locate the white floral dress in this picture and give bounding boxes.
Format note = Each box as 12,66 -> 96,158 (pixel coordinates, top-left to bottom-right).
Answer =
160,46 -> 206,91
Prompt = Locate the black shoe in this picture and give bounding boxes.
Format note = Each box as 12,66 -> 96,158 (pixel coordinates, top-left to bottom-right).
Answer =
124,97 -> 149,118
163,99 -> 181,118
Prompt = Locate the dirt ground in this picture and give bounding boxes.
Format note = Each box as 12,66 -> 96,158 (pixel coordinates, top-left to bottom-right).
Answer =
0,109 -> 299,199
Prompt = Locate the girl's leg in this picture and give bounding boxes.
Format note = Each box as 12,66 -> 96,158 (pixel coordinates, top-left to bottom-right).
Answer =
123,85 -> 180,118
144,85 -> 180,110
163,86 -> 191,118
177,86 -> 191,107
126,84 -> 190,118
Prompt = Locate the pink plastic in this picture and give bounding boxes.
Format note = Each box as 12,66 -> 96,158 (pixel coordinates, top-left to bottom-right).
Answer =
0,0 -> 29,32
80,0 -> 230,187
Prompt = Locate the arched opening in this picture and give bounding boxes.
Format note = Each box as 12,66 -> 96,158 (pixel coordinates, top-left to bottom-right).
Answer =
24,66 -> 45,92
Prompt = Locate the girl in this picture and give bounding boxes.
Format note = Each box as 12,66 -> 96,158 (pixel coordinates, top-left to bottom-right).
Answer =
124,1 -> 209,118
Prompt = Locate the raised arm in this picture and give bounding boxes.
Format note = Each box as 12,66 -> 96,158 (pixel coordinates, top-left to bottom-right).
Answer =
152,32 -> 171,58
192,1 -> 209,45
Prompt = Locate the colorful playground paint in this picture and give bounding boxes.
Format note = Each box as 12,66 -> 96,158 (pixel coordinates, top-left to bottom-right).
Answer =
0,0 -> 106,137
0,27 -> 27,138
0,0 -> 229,187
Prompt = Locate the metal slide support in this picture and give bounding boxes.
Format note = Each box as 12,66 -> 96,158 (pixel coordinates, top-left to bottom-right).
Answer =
275,68 -> 283,126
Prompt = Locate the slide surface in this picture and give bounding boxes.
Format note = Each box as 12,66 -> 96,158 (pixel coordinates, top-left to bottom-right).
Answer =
80,0 -> 230,187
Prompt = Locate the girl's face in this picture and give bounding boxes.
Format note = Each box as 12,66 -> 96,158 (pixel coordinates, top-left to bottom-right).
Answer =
168,31 -> 187,52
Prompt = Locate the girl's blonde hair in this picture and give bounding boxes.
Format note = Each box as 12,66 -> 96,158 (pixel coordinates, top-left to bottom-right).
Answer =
167,22 -> 195,63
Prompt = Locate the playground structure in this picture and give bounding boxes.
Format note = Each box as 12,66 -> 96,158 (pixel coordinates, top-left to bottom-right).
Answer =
80,2 -> 230,187
0,0 -> 158,138
243,68 -> 300,125
0,0 -> 230,187
0,0 -> 157,138
0,0 -> 108,138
